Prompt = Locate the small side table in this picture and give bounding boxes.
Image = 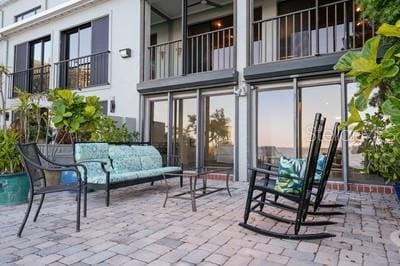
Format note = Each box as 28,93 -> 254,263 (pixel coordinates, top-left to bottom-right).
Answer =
162,167 -> 233,212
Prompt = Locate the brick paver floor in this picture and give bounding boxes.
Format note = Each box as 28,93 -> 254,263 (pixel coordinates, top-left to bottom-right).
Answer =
0,179 -> 399,265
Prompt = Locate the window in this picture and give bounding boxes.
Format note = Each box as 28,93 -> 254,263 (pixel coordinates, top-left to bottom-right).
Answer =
12,36 -> 51,95
58,16 -> 109,89
15,6 -> 41,22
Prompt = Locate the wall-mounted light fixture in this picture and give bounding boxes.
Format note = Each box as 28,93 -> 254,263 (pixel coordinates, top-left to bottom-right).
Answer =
119,48 -> 132,58
110,97 -> 116,113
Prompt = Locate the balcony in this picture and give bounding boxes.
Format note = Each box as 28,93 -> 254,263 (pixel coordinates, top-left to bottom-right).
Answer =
54,51 -> 110,90
7,65 -> 51,99
251,0 -> 374,65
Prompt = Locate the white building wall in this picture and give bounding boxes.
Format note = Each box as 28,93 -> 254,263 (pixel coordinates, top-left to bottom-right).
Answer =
0,0 -> 141,129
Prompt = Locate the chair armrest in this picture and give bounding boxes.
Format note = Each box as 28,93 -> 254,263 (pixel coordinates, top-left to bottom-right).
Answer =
76,160 -> 109,174
248,167 -> 303,181
263,162 -> 279,169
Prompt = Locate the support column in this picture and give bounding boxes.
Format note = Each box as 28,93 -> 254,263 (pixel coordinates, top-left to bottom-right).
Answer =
182,0 -> 188,76
236,0 -> 250,181
340,73 -> 349,191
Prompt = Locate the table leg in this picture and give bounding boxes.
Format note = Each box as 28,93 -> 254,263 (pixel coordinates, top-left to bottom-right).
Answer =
226,169 -> 232,197
202,173 -> 207,194
190,176 -> 197,212
162,174 -> 169,208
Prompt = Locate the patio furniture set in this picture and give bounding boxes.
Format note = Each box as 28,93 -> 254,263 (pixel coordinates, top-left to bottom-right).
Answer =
16,113 -> 342,241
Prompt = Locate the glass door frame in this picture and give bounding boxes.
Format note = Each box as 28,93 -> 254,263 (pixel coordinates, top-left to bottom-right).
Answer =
251,74 -> 350,187
144,87 -> 236,174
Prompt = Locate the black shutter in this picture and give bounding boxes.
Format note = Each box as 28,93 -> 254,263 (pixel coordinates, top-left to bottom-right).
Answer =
14,42 -> 29,93
91,16 -> 109,86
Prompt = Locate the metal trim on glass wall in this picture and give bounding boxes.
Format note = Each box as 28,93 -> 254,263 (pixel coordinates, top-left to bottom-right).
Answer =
196,89 -> 203,169
167,92 -> 174,166
340,73 -> 349,190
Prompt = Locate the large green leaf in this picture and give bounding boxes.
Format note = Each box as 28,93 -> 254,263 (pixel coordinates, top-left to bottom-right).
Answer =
334,51 -> 361,72
377,21 -> 400,38
382,96 -> 400,125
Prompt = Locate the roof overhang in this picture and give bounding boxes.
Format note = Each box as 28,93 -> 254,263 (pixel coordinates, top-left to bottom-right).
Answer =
0,0 -> 108,39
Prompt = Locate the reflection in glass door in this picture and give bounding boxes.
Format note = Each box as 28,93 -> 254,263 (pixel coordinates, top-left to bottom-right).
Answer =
150,100 -> 168,156
173,98 -> 197,167
301,84 -> 342,179
257,89 -> 295,166
204,94 -> 235,167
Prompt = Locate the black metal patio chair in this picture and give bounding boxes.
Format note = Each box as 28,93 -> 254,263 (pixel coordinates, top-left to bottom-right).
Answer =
16,143 -> 88,237
261,122 -> 344,216
239,113 -> 336,240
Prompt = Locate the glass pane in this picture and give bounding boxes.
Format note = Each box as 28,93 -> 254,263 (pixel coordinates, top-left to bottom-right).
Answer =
173,98 -> 197,167
79,26 -> 92,57
301,84 -> 342,180
68,31 -> 79,59
43,40 -> 51,65
32,42 -> 42,68
150,101 -> 169,156
257,89 -> 294,166
204,94 -> 235,167
347,83 -> 384,184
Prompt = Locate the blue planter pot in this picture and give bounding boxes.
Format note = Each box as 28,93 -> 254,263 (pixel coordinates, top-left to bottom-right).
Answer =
0,172 -> 29,206
61,171 -> 94,193
394,183 -> 400,201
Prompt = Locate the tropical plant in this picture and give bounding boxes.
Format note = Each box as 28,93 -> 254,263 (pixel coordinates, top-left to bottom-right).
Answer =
356,0 -> 400,25
335,20 -> 400,182
0,129 -> 23,174
48,89 -> 103,143
90,116 -> 139,142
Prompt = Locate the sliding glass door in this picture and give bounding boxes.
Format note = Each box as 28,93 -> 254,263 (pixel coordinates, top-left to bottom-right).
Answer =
149,100 -> 169,156
257,88 -> 295,166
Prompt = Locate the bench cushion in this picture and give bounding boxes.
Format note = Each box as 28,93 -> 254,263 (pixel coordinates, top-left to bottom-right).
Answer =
131,145 -> 162,170
109,145 -> 142,173
75,143 -> 109,161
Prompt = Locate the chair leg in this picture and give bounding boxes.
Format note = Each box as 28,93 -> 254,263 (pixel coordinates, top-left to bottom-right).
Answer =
33,194 -> 45,222
17,193 -> 34,237
243,170 -> 257,224
180,176 -> 183,187
106,187 -> 110,207
259,191 -> 267,212
83,182 -> 88,217
150,181 -> 154,186
76,187 -> 81,232
274,194 -> 279,202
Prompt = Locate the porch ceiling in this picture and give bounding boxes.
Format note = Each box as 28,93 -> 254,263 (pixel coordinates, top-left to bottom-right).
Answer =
149,0 -> 232,24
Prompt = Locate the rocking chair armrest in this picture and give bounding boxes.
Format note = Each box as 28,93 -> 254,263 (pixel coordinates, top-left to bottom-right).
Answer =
249,167 -> 303,181
263,162 -> 279,169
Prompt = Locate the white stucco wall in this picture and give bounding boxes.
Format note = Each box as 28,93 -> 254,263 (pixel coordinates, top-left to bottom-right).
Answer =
0,0 -> 141,129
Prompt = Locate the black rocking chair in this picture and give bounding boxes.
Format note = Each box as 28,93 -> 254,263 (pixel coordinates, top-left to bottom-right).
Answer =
239,113 -> 336,240
16,143 -> 88,237
261,122 -> 344,216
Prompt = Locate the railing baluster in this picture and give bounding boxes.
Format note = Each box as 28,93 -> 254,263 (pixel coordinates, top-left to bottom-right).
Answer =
326,6 -> 329,53
300,12 -> 303,57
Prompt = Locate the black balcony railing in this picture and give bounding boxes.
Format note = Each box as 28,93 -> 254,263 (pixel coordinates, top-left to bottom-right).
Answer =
252,0 -> 374,64
54,51 -> 110,90
149,40 -> 183,80
148,26 -> 235,80
7,65 -> 51,99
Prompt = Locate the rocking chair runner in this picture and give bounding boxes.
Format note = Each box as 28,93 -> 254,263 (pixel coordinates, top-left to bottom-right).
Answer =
260,122 -> 343,216
16,143 -> 89,237
239,113 -> 336,240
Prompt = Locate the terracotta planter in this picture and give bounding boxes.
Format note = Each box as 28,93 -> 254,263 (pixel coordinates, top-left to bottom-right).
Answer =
0,172 -> 30,206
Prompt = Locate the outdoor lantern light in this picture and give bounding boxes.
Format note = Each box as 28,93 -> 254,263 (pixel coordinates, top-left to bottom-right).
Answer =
119,48 -> 131,58
110,97 -> 116,113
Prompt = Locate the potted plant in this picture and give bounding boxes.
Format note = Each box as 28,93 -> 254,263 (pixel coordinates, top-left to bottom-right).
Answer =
0,129 -> 29,205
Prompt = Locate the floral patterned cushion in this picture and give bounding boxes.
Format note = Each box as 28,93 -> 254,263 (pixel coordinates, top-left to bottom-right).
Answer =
131,145 -> 162,170
274,157 -> 306,195
75,143 -> 109,161
109,145 -> 142,173
314,154 -> 327,184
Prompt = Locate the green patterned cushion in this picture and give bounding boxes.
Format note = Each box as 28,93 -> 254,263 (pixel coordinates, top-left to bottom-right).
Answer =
131,145 -> 162,170
77,159 -> 113,184
75,143 -> 109,161
109,145 -> 142,173
314,154 -> 327,183
274,157 -> 306,194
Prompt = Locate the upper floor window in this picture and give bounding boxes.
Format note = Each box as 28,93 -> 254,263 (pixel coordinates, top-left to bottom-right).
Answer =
56,16 -> 110,90
15,6 -> 41,22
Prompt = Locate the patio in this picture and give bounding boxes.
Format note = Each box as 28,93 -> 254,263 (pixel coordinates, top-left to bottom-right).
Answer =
0,179 -> 399,266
